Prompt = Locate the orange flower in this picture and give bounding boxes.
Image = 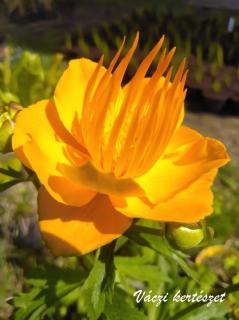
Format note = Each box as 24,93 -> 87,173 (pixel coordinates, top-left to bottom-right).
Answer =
12,34 -> 229,256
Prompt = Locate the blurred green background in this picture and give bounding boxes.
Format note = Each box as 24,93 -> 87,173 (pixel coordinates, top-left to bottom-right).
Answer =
0,1 -> 239,319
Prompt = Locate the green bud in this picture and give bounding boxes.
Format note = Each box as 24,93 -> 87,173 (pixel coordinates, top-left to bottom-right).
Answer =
167,223 -> 204,250
0,119 -> 14,153
0,103 -> 22,153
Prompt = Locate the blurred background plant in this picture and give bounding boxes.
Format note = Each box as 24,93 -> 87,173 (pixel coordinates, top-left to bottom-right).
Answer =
0,47 -> 65,107
0,0 -> 239,319
3,0 -> 54,16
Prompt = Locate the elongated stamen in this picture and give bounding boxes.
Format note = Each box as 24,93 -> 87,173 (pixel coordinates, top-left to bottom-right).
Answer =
84,37 -> 128,166
136,85 -> 186,176
128,61 -> 186,178
81,34 -> 188,179
89,36 -> 126,109
128,89 -> 168,177
81,55 -> 104,142
114,48 -> 176,177
123,89 -> 164,177
103,35 -> 165,172
84,34 -> 139,171
127,65 -> 187,178
99,33 -> 140,171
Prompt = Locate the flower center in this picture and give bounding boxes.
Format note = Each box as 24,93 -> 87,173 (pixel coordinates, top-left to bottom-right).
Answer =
58,162 -> 145,197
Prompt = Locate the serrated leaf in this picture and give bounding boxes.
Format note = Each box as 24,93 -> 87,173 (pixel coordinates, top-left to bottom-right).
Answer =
104,287 -> 147,320
100,241 -> 116,301
12,288 -> 42,309
82,259 -> 106,320
13,282 -> 81,320
12,264 -> 85,320
82,241 -> 116,320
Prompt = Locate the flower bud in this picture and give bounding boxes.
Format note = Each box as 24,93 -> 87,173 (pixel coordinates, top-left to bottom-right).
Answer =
0,118 -> 14,152
166,223 -> 204,250
0,103 -> 22,153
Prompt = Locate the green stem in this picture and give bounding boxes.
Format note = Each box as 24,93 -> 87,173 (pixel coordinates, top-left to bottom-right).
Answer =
26,173 -> 41,189
169,283 -> 239,320
129,225 -> 163,236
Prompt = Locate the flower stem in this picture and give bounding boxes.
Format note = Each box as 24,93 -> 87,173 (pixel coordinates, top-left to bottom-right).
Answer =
169,283 -> 239,320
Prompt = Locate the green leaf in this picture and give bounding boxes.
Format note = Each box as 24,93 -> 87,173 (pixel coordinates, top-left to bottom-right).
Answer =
104,287 -> 147,320
115,256 -> 171,285
184,302 -> 229,320
0,90 -> 19,105
26,264 -> 86,288
12,264 -> 85,320
0,179 -> 20,192
0,154 -> 23,187
125,231 -> 198,281
81,258 -> 106,320
13,282 -> 81,320
0,166 -> 23,179
82,241 -> 116,320
12,288 -> 42,310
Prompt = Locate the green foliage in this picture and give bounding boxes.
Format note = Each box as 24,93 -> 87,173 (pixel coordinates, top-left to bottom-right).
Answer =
126,222 -> 198,280
12,264 -> 85,320
81,243 -> 116,319
4,162 -> 238,320
104,288 -> 147,320
0,103 -> 22,152
210,163 -> 239,240
0,154 -> 23,189
196,45 -> 203,65
92,28 -> 110,64
0,165 -> 237,320
0,47 -> 65,107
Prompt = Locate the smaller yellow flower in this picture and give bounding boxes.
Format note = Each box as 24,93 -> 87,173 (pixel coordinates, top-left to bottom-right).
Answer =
12,34 -> 229,256
195,245 -> 225,265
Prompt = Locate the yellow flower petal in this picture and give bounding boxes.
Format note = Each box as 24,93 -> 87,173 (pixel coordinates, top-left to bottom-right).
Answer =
23,141 -> 96,206
111,170 -> 218,223
110,194 -> 152,220
12,99 -> 95,206
135,126 -> 230,204
12,99 -> 85,160
111,126 -> 229,223
54,58 -> 107,143
38,187 -> 132,256
150,169 -> 218,223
